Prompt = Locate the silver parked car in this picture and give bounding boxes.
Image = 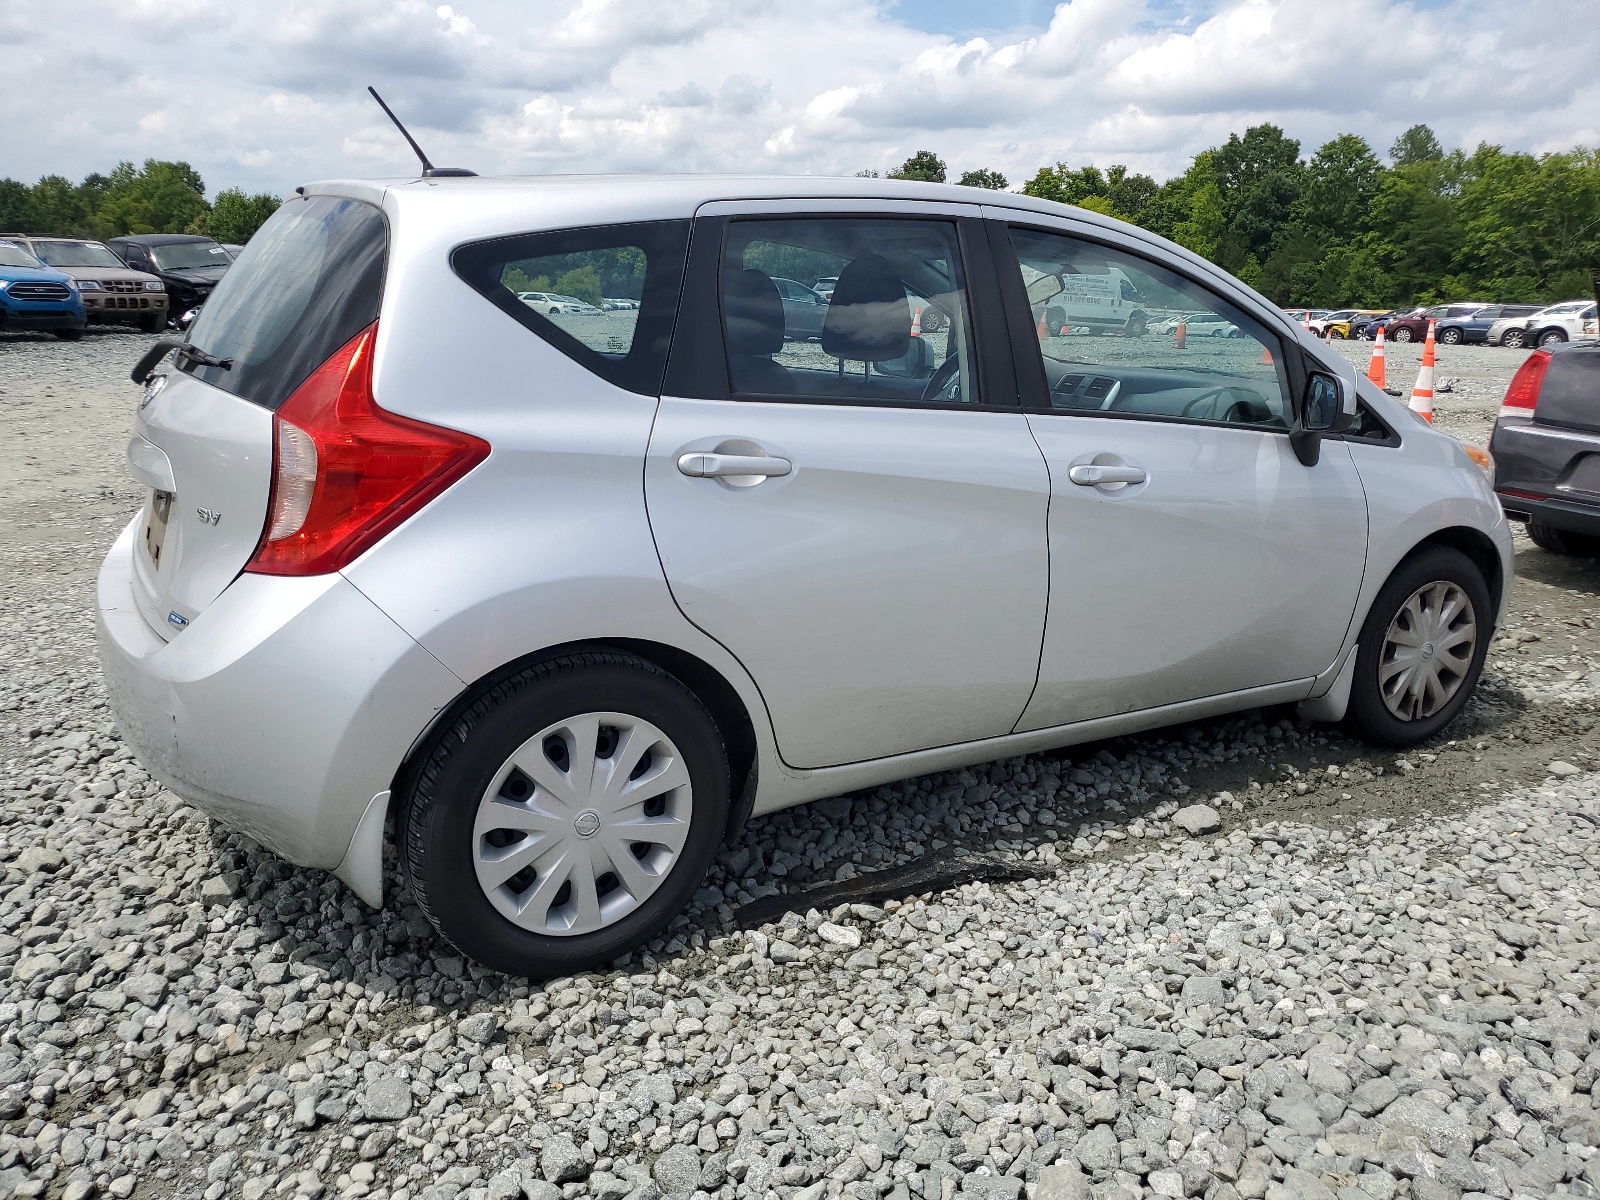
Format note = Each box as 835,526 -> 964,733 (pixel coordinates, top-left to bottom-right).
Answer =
100,177 -> 1513,977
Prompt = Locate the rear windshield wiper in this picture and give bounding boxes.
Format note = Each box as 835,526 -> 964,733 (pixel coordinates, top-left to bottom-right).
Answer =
130,339 -> 232,385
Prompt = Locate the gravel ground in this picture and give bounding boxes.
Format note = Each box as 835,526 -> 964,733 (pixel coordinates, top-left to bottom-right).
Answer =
1,330 -> 1597,1200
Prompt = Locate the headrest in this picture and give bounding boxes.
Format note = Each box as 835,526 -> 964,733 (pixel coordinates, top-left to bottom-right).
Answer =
822,255 -> 910,362
725,269 -> 785,357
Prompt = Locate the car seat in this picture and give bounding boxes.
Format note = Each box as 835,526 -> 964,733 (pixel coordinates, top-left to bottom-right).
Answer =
725,269 -> 793,394
822,256 -> 911,371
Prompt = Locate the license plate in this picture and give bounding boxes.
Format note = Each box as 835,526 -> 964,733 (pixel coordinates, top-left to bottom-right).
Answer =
144,490 -> 173,571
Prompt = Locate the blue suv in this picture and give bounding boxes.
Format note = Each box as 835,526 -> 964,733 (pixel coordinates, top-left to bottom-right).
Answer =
0,242 -> 86,339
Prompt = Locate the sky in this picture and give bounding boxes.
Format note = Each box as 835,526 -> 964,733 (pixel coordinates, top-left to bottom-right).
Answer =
3,0 -> 1597,200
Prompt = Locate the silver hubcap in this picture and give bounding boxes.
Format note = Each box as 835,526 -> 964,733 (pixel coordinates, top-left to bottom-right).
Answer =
1379,582 -> 1476,721
472,712 -> 692,936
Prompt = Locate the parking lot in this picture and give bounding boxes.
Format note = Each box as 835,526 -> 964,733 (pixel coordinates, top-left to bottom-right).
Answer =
1,328 -> 1597,1200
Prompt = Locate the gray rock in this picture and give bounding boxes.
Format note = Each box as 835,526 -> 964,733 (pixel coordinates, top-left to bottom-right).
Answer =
1266,1096 -> 1326,1138
1348,1077 -> 1399,1116
961,1173 -> 1024,1200
1190,1037 -> 1245,1071
1036,1163 -> 1092,1200
651,1145 -> 700,1196
1180,976 -> 1226,1008
1379,1096 -> 1473,1156
1494,921 -> 1541,949
541,1134 -> 588,1184
362,1075 -> 412,1121
1075,1124 -> 1119,1173
457,1012 -> 498,1044
1548,760 -> 1581,777
1173,805 -> 1222,835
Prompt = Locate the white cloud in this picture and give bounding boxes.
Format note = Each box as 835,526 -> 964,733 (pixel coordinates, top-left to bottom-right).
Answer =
1,0 -> 1596,199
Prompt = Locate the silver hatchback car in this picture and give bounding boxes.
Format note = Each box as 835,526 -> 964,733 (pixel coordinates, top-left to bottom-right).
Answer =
99,175 -> 1513,977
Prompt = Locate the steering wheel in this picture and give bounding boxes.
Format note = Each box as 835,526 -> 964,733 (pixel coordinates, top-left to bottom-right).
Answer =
920,353 -> 961,402
1181,386 -> 1270,424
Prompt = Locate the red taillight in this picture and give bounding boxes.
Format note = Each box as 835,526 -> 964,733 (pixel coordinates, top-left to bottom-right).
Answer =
246,322 -> 490,576
1500,349 -> 1551,418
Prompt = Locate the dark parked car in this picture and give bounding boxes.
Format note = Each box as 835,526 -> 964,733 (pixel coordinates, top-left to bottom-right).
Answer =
1438,304 -> 1541,345
1351,311 -> 1400,339
1491,342 -> 1600,554
106,233 -> 232,321
1379,303 -> 1491,343
771,276 -> 827,340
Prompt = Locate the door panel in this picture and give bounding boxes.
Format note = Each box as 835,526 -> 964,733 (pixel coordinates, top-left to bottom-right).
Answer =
1020,416 -> 1368,729
646,397 -> 1050,768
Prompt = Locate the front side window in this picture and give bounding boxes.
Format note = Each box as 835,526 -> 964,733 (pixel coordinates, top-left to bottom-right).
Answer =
1008,226 -> 1291,430
721,217 -> 979,405
453,221 -> 688,396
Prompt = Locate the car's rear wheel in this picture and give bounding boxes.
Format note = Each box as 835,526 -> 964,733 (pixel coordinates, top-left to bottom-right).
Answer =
1440,327 -> 1463,344
1346,547 -> 1491,747
139,313 -> 166,334
1125,313 -> 1147,338
1538,329 -> 1568,348
52,328 -> 84,341
920,308 -> 946,334
1330,328 -> 1346,339
401,650 -> 730,977
1501,329 -> 1528,349
1392,326 -> 1414,343
1527,521 -> 1600,557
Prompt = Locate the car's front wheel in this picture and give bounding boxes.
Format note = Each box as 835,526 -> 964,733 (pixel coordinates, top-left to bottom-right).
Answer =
1346,547 -> 1491,747
1501,329 -> 1528,349
1392,326 -> 1415,343
52,328 -> 84,341
1440,327 -> 1463,344
401,650 -> 730,977
1538,329 -> 1568,348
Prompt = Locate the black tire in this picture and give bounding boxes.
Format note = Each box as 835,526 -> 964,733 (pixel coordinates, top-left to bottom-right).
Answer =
1527,521 -> 1600,556
920,308 -> 945,334
1501,329 -> 1528,349
1125,313 -> 1148,338
400,651 -> 730,977
1330,328 -> 1346,340
1346,547 -> 1492,748
1440,327 -> 1463,344
52,328 -> 84,341
1392,326 -> 1414,343
139,313 -> 166,334
1045,307 -> 1067,336
1538,328 -> 1567,348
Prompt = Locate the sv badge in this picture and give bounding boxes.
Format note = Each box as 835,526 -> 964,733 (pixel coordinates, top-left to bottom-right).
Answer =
196,507 -> 222,526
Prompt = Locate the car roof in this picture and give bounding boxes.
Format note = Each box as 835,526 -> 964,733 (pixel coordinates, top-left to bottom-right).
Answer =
109,233 -> 218,245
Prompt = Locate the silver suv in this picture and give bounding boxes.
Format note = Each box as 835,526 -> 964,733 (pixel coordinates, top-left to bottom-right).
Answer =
99,177 -> 1513,977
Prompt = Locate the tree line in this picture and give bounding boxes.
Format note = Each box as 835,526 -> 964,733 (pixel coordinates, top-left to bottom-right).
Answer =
876,125 -> 1600,308
0,160 -> 281,245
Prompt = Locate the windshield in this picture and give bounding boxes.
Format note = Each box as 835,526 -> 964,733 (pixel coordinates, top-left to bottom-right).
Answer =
34,241 -> 126,269
0,244 -> 46,269
150,241 -> 231,271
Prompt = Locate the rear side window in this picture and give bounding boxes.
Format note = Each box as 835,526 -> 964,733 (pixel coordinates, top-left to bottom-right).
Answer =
452,221 -> 689,396
181,195 -> 386,410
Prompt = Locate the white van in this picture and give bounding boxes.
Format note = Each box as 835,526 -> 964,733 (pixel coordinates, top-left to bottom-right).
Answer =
1027,264 -> 1149,337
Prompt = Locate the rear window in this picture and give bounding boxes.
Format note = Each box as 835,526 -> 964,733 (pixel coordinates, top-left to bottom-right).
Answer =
452,220 -> 689,396
181,195 -> 387,410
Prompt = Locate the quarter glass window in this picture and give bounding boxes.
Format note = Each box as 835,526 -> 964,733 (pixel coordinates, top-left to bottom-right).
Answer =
722,218 -> 978,405
1009,227 -> 1291,430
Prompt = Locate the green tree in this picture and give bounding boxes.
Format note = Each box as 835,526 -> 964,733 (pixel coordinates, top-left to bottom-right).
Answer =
1391,124 -> 1444,167
552,265 -> 603,307
888,151 -> 946,183
93,159 -> 209,237
957,168 -> 1008,190
200,189 -> 282,243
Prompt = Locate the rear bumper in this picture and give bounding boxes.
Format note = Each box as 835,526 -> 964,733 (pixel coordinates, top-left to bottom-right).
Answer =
96,518 -> 464,878
1497,491 -> 1600,537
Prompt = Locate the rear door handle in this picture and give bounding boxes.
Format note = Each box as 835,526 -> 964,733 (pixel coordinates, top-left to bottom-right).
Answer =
1068,463 -> 1146,486
678,452 -> 792,479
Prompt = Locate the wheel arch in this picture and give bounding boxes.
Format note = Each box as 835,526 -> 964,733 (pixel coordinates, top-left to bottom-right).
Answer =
1405,525 -> 1506,627
390,637 -> 759,844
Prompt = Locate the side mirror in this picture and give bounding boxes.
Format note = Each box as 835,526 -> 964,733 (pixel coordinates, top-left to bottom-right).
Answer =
875,337 -> 934,380
1291,372 -> 1353,467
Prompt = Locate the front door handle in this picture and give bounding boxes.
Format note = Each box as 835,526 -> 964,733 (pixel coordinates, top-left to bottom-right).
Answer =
678,452 -> 792,480
1068,463 -> 1146,486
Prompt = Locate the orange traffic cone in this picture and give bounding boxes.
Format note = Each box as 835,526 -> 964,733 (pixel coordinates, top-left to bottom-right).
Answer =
1410,322 -> 1436,422
910,307 -> 923,338
1175,321 -> 1186,350
1261,346 -> 1274,365
1036,313 -> 1048,341
1367,327 -> 1386,389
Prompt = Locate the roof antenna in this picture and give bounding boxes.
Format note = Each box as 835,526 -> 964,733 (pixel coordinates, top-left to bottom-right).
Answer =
367,86 -> 477,178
